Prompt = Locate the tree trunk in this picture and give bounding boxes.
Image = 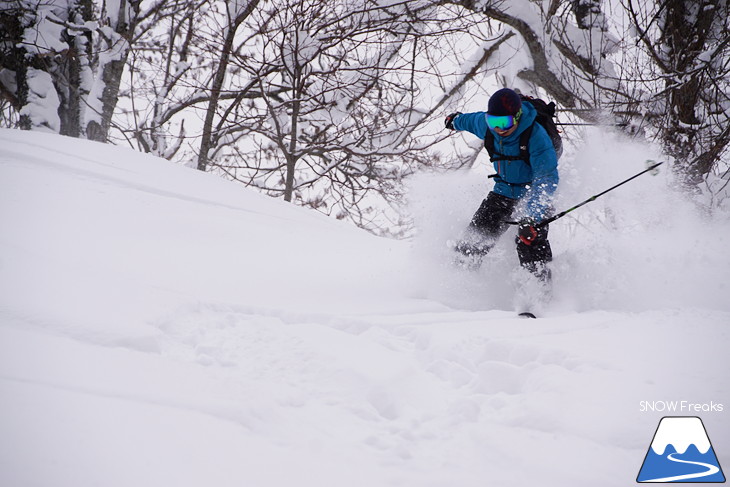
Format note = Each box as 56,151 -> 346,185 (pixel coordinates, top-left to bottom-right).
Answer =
283,98 -> 301,202
661,0 -> 722,185
197,0 -> 260,172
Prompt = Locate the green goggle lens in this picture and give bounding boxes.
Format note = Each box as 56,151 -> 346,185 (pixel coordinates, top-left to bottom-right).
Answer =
487,109 -> 521,130
487,114 -> 516,130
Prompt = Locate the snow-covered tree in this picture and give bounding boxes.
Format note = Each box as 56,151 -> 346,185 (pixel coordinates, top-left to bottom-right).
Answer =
622,0 -> 730,188
0,0 -> 148,140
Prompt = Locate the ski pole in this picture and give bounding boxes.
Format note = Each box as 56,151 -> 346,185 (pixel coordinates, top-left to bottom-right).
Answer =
507,161 -> 665,228
555,122 -> 628,127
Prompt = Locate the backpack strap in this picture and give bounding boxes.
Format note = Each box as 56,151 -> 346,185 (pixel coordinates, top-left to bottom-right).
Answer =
484,122 -> 535,166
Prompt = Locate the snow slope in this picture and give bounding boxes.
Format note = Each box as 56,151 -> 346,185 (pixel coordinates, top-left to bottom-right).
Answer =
1,128 -> 728,487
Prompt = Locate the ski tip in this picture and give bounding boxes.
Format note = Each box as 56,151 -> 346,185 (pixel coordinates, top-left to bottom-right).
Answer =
518,312 -> 537,319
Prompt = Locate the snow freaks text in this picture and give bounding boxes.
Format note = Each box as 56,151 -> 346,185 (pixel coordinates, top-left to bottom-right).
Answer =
639,401 -> 724,413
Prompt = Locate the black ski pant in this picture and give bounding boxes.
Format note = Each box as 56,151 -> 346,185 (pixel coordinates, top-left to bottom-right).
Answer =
464,191 -> 553,276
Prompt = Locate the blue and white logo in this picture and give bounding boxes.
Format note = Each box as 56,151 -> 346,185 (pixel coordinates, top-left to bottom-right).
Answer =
637,416 -> 725,483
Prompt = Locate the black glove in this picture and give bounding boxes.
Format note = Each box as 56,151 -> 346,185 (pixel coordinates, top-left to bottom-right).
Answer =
445,112 -> 461,130
517,218 -> 539,245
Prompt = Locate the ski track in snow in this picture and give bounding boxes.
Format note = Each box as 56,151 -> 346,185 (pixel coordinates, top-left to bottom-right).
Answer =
1,129 -> 729,487
642,453 -> 720,482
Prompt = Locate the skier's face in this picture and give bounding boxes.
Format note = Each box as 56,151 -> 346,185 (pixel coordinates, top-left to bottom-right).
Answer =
495,123 -> 518,137
488,108 -> 521,137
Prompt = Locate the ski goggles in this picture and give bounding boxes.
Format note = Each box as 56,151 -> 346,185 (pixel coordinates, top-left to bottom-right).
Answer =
486,109 -> 522,130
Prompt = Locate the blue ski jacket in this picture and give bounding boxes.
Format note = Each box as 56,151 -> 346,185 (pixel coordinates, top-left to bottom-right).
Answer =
452,101 -> 559,220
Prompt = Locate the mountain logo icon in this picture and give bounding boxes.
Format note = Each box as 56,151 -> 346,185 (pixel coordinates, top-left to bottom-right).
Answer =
637,416 -> 726,483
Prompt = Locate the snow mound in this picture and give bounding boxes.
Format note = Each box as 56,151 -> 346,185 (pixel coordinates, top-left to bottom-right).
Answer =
1,129 -> 728,487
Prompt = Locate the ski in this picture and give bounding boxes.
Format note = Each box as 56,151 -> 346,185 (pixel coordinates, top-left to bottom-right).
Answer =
518,312 -> 537,319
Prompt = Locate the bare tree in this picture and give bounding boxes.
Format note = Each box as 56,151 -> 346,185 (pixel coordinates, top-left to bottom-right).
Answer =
111,0 -> 518,232
184,0 -> 506,231
197,0 -> 260,171
118,0 -> 207,158
116,0 -> 272,164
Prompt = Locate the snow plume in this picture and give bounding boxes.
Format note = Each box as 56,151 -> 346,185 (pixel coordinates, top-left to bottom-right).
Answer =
408,128 -> 730,314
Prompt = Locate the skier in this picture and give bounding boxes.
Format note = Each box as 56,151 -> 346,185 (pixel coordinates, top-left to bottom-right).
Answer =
445,88 -> 559,282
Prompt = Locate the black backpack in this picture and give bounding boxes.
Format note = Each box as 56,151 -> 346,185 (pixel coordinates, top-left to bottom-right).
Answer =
484,95 -> 563,165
